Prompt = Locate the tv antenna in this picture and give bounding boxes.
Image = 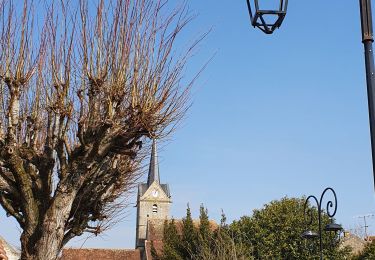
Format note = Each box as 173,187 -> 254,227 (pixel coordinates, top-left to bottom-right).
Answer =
356,214 -> 375,238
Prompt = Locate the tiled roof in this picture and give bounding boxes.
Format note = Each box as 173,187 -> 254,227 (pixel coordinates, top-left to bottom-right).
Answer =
145,240 -> 163,260
147,219 -> 166,241
0,236 -> 20,260
144,219 -> 218,260
143,220 -> 166,260
146,218 -> 218,239
60,248 -> 141,260
365,235 -> 375,241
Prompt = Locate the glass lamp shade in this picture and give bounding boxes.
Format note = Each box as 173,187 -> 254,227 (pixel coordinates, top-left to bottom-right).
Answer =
301,230 -> 319,239
246,0 -> 288,34
324,223 -> 343,232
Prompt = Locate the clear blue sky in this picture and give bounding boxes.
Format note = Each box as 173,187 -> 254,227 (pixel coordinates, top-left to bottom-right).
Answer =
2,0 -> 375,249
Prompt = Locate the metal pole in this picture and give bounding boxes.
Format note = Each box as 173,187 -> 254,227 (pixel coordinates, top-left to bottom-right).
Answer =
360,0 -> 375,190
304,195 -> 323,259
317,203 -> 323,260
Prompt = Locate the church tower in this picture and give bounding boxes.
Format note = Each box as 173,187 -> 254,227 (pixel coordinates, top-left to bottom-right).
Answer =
136,140 -> 171,249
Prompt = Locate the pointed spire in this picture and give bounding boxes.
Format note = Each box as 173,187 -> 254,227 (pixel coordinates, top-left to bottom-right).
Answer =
147,139 -> 160,186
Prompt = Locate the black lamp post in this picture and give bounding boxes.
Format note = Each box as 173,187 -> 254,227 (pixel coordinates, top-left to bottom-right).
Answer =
246,0 -> 375,190
360,1 -> 375,191
302,187 -> 343,260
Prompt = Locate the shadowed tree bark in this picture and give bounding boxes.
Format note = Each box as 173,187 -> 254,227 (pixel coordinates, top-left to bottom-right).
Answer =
0,0 -> 200,259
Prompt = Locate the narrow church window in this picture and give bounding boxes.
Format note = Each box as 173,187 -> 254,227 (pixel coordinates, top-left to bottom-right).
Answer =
152,204 -> 158,213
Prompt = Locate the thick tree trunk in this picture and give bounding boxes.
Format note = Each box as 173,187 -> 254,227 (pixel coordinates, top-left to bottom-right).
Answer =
20,190 -> 77,260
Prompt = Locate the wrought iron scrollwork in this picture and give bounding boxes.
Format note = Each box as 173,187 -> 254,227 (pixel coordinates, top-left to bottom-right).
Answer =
303,187 -> 338,227
320,187 -> 338,218
304,195 -> 318,227
302,187 -> 341,260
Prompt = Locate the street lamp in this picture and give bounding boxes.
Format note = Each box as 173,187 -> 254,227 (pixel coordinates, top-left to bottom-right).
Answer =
246,0 -> 288,34
302,187 -> 343,260
246,0 -> 375,190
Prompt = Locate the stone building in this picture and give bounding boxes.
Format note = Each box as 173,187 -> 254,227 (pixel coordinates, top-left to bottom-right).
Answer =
136,140 -> 172,251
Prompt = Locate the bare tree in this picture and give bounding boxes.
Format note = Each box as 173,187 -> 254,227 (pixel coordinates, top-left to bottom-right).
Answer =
0,0 -> 198,259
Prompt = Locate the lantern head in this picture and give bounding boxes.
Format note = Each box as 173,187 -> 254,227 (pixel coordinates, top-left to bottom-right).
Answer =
324,223 -> 343,233
246,0 -> 288,34
301,230 -> 319,240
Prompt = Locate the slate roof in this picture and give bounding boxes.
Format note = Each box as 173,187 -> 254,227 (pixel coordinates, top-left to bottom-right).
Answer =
147,140 -> 160,186
138,183 -> 171,198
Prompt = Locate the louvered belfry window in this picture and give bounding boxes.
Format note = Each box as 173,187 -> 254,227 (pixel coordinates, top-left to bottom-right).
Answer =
152,204 -> 158,213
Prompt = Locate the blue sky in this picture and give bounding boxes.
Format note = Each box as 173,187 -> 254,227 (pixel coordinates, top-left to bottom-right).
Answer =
2,0 -> 375,249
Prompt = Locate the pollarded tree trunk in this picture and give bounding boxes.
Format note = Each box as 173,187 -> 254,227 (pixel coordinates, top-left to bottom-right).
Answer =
21,191 -> 77,260
30,192 -> 77,259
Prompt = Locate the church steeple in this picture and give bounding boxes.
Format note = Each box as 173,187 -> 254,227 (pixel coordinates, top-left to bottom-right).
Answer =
136,138 -> 171,250
147,139 -> 160,186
